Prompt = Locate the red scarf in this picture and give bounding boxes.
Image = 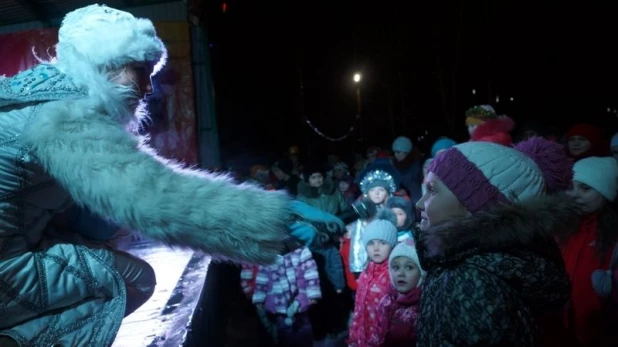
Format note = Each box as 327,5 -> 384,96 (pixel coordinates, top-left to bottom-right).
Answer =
561,213 -> 612,344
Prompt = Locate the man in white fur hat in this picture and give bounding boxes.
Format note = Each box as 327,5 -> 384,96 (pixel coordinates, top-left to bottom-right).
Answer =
0,4 -> 303,346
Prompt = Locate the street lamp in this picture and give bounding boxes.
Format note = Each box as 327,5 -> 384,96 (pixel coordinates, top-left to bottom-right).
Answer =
353,72 -> 363,139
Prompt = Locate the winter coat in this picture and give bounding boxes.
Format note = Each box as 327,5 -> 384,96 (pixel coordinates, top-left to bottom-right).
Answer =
252,247 -> 321,314
562,212 -> 618,346
340,237 -> 358,291
414,195 -> 577,346
373,286 -> 421,347
0,64 -> 291,345
348,261 -> 391,347
297,177 -> 351,216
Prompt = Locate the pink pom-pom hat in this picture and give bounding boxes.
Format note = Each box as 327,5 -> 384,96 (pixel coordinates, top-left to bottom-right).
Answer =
427,137 -> 573,214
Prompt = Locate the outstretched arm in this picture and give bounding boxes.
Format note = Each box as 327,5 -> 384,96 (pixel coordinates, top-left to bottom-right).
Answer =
23,99 -> 290,264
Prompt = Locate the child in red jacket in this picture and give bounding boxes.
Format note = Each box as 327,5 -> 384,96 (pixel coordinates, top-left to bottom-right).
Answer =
372,239 -> 425,346
348,219 -> 398,347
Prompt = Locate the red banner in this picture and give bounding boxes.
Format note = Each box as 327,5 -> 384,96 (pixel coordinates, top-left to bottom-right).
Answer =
0,29 -> 59,76
0,23 -> 198,165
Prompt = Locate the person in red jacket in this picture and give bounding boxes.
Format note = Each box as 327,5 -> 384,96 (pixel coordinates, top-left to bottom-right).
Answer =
465,105 -> 515,146
560,157 -> 618,346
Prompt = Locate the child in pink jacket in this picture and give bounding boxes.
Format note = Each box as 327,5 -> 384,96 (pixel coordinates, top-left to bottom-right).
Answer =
372,239 -> 426,346
348,219 -> 398,347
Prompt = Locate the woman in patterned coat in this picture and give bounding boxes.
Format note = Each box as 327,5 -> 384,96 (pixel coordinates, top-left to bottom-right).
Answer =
414,138 -> 577,346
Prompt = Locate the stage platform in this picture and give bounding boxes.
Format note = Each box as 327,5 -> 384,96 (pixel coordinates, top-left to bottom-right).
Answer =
111,239 -> 211,347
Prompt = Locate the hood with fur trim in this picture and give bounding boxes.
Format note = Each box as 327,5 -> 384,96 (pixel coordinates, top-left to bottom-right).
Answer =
415,194 -> 580,312
417,194 -> 579,264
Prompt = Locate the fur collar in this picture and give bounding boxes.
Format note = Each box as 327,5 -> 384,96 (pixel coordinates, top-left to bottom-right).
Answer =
471,116 -> 515,140
53,57 -> 145,129
417,194 -> 581,267
297,177 -> 336,198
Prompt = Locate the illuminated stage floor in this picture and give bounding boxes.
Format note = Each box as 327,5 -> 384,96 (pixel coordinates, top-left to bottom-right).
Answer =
111,239 -> 210,347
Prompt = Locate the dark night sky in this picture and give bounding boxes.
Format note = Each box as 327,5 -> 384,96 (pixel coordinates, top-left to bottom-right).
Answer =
205,1 -> 618,165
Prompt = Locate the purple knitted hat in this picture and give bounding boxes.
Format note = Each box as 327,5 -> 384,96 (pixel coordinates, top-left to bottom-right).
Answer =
427,137 -> 573,214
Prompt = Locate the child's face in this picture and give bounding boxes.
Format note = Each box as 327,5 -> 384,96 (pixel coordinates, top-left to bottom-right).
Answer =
567,181 -> 606,214
308,173 -> 324,188
390,256 -> 421,293
366,240 -> 392,264
391,208 -> 407,228
416,172 -> 468,231
339,181 -> 350,192
568,136 -> 591,157
393,151 -> 408,162
368,186 -> 388,205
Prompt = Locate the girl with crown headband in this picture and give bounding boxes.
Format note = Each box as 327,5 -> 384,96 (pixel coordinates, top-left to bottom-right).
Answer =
0,4 -> 326,346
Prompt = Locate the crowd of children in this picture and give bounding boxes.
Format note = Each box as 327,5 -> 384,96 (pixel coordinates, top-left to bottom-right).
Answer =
239,152 -> 427,347
236,119 -> 618,346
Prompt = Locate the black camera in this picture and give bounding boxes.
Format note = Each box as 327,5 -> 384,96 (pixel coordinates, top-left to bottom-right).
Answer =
338,197 -> 377,225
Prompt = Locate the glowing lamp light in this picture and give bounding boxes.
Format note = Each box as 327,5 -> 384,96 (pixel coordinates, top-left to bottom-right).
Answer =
353,73 -> 362,83
222,2 -> 227,13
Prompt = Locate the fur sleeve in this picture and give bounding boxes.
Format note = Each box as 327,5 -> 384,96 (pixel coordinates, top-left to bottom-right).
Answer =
22,99 -> 290,264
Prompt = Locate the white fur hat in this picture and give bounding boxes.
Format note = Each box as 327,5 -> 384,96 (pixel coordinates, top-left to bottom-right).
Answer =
56,4 -> 167,73
573,156 -> 618,201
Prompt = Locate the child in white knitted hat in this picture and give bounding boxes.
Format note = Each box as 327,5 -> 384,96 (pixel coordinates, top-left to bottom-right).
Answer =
561,156 -> 618,346
347,218 -> 398,347
371,239 -> 426,346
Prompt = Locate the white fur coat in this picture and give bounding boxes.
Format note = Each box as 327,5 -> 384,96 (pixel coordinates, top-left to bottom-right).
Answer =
21,73 -> 291,265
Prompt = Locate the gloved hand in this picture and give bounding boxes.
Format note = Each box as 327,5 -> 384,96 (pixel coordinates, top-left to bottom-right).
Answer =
288,201 -> 345,246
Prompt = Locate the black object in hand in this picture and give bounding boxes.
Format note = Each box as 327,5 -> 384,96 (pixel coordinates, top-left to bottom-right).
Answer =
338,197 -> 377,225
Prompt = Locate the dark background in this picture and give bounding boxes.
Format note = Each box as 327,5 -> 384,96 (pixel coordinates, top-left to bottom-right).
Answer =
204,1 -> 618,165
